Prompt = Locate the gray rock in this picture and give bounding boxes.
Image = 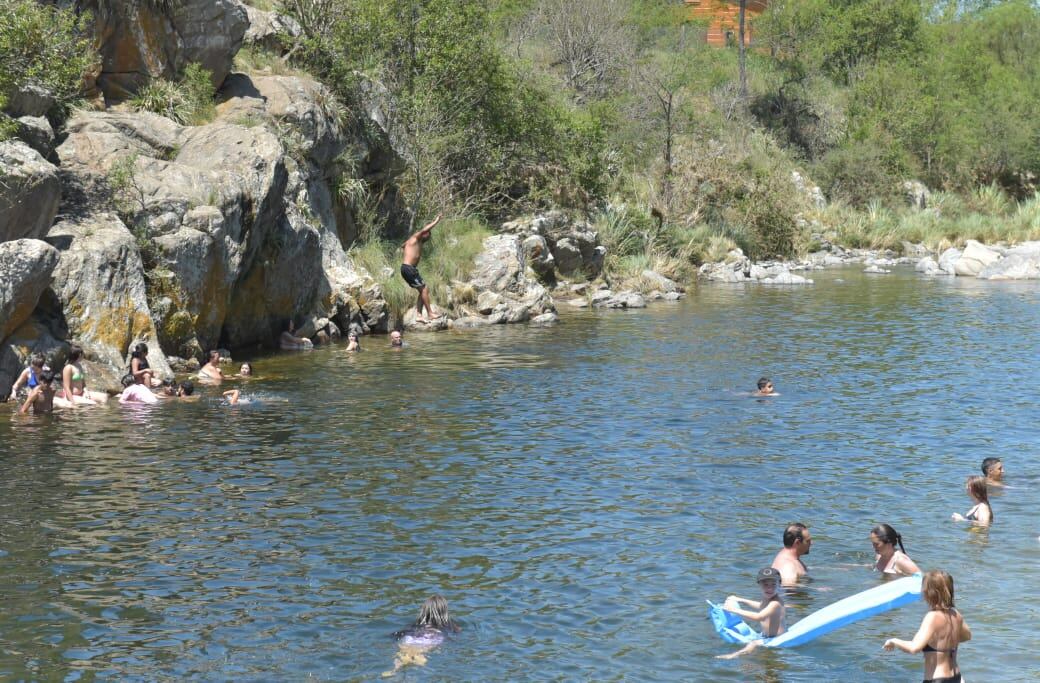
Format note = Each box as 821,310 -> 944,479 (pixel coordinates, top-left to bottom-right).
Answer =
522,234 -> 555,281
85,0 -> 249,99
594,291 -> 646,309
903,180 -> 930,210
0,140 -> 61,242
977,242 -> 1040,280
476,290 -> 503,315
4,85 -> 56,118
239,2 -> 303,54
47,213 -> 172,386
500,211 -> 604,279
662,291 -> 684,301
403,308 -> 450,331
639,269 -> 682,293
952,240 -> 1001,277
14,116 -> 55,159
0,240 -> 60,343
938,247 -> 962,275
761,272 -> 813,285
530,311 -> 559,324
863,265 -> 891,274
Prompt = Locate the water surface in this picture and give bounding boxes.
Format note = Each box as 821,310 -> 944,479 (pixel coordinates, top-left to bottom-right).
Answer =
1,267 -> 1038,681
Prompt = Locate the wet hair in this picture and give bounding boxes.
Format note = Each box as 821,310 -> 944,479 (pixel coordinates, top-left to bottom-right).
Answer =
206,350 -> 220,364
757,377 -> 772,390
981,457 -> 1001,477
121,373 -> 136,388
413,595 -> 459,632
131,342 -> 148,359
68,344 -> 83,363
179,380 -> 195,396
29,352 -> 45,368
922,570 -> 955,610
39,369 -> 55,384
782,522 -> 808,548
966,476 -> 990,509
240,362 -> 252,375
871,523 -> 907,554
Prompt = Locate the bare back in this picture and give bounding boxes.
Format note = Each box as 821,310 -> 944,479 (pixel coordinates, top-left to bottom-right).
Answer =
923,609 -> 963,680
771,549 -> 807,585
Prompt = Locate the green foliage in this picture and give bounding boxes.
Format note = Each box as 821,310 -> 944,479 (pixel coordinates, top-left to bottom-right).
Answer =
129,63 -> 216,125
0,0 -> 97,135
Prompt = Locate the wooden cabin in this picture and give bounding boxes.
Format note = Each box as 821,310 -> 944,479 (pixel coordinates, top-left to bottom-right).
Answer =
685,1 -> 769,47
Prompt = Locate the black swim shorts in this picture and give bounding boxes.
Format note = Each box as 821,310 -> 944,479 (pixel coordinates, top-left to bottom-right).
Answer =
400,263 -> 426,290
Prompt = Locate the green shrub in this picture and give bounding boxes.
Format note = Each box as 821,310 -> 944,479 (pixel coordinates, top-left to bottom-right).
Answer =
129,63 -> 215,125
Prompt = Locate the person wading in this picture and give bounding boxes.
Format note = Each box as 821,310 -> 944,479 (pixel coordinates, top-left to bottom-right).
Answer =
401,214 -> 442,322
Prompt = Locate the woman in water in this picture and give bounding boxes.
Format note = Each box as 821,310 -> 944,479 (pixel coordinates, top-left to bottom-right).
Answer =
871,523 -> 921,576
980,457 -> 1005,488
345,331 -> 361,352
952,476 -> 992,525
8,353 -> 46,401
716,567 -> 787,659
237,362 -> 253,377
382,595 -> 461,677
129,342 -> 154,386
883,570 -> 970,683
198,350 -> 225,382
57,344 -> 108,406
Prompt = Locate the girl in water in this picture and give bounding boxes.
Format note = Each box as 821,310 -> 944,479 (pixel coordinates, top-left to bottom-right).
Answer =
871,523 -> 921,576
346,331 -> 361,352
8,353 -> 46,401
382,595 -> 461,677
198,350 -> 225,382
56,344 -> 108,406
952,476 -> 992,525
129,342 -> 154,386
716,567 -> 786,659
883,570 -> 970,683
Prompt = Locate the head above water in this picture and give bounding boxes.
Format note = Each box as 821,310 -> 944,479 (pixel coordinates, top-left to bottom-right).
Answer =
414,595 -> 457,631
178,380 -> 195,396
121,373 -> 135,388
782,522 -> 810,554
390,330 -> 403,346
922,570 -> 955,610
206,350 -> 220,365
870,523 -> 906,554
38,369 -> 55,385
981,457 -> 1003,480
966,476 -> 990,505
240,363 -> 252,376
757,377 -> 772,391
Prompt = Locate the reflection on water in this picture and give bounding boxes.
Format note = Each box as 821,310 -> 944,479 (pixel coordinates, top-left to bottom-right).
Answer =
1,267 -> 1039,681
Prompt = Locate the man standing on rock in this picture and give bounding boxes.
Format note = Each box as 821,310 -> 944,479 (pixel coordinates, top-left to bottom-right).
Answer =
771,522 -> 811,586
401,214 -> 442,322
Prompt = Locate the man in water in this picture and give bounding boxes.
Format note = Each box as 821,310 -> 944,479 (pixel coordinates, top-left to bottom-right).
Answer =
771,522 -> 811,586
401,214 -> 442,322
754,377 -> 778,396
390,330 -> 403,347
981,457 -> 1005,487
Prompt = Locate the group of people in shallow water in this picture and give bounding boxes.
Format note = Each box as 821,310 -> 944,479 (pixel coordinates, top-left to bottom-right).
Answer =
718,453 -> 1007,682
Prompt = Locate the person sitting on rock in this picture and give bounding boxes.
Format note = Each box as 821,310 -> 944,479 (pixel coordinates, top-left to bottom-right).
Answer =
56,344 -> 109,407
19,369 -> 57,415
9,353 -> 47,402
754,377 -> 779,397
400,214 -> 442,322
129,342 -> 157,387
279,319 -> 313,350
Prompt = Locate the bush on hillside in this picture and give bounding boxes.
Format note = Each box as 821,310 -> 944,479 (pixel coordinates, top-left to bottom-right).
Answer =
129,63 -> 215,125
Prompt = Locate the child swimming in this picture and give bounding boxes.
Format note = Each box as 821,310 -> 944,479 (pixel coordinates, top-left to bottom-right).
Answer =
18,370 -> 57,415
716,567 -> 787,659
382,595 -> 460,677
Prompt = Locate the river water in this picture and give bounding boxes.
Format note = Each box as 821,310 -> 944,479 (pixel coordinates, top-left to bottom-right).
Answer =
1,266 -> 1038,681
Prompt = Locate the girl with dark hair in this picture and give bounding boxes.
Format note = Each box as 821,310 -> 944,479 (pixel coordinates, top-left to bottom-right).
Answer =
9,352 -> 46,401
952,476 -> 992,525
871,524 -> 921,576
56,344 -> 108,407
382,595 -> 461,676
883,570 -> 970,683
129,342 -> 154,386
198,350 -> 225,382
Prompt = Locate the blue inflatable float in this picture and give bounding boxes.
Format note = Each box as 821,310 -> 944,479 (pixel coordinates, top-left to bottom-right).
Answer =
708,573 -> 922,648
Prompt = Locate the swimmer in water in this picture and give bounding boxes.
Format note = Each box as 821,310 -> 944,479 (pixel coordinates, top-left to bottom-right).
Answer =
19,369 -> 57,415
346,331 -> 361,352
237,362 -> 253,377
871,523 -> 921,576
382,595 -> 460,677
198,350 -> 225,383
390,330 -> 403,348
176,381 -> 199,401
716,567 -> 787,659
952,476 -> 992,525
771,522 -> 811,586
981,457 -> 1005,488
883,570 -> 970,683
222,389 -> 241,405
753,377 -> 778,397
9,352 -> 47,401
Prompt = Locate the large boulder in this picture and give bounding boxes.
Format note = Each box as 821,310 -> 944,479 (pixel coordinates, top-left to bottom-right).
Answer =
0,240 -> 60,343
0,140 -> 61,243
46,214 -> 172,386
83,0 -> 248,100
952,240 -> 1001,277
903,180 -> 931,210
238,2 -> 303,55
460,234 -> 555,325
978,242 -> 1040,280
501,211 -> 606,279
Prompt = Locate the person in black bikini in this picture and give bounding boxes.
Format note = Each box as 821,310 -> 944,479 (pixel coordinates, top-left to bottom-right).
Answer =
401,214 -> 441,322
883,570 -> 971,683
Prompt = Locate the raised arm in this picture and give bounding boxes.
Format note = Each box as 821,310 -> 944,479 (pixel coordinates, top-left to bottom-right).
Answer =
223,389 -> 240,405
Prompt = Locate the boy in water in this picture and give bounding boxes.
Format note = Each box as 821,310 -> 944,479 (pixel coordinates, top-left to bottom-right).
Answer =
400,214 -> 442,322
19,370 -> 57,415
754,377 -> 779,396
716,567 -> 787,659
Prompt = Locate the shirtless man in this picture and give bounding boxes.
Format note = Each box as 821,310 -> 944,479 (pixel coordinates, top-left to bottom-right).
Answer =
771,522 -> 811,586
981,457 -> 1005,488
401,214 -> 442,322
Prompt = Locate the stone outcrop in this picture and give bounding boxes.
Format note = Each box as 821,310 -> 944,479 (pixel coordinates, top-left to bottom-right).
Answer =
46,213 -> 172,389
977,242 -> 1040,280
0,240 -> 60,344
951,240 -> 1001,277
903,180 -> 931,210
0,141 -> 61,243
82,0 -> 248,100
501,211 -> 606,280
699,248 -> 814,285
238,2 -> 303,55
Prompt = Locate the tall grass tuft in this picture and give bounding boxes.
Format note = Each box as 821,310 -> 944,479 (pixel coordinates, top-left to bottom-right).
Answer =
130,63 -> 215,125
